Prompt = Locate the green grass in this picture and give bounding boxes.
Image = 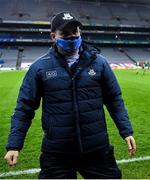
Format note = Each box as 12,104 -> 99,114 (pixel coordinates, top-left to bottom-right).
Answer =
0,69 -> 150,179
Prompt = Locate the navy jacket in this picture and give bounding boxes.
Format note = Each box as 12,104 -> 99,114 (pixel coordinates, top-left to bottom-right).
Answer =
6,43 -> 133,153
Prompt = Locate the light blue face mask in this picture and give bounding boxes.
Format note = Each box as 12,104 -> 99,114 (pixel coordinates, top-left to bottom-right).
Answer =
56,36 -> 82,53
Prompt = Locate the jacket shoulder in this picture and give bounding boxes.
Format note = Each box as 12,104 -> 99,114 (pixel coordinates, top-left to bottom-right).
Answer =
29,50 -> 52,71
82,42 -> 108,66
96,54 -> 108,63
94,53 -> 110,69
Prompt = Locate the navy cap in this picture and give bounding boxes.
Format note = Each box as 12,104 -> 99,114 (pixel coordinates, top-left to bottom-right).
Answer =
51,12 -> 82,32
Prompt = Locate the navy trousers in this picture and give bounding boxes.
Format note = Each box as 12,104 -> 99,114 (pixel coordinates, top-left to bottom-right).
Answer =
38,145 -> 122,179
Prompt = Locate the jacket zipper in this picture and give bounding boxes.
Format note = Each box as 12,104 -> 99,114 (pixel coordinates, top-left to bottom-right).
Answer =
72,76 -> 83,153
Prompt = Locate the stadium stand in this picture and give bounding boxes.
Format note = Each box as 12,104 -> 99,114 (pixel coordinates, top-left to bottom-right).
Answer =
124,48 -> 150,61
0,46 -> 49,67
0,0 -> 150,69
2,46 -> 150,68
0,0 -> 150,26
100,48 -> 131,63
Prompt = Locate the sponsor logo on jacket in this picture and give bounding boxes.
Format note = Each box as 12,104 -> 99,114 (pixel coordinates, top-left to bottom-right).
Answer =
46,70 -> 57,79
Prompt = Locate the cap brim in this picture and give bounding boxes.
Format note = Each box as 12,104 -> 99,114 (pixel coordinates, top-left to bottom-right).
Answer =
58,20 -> 82,31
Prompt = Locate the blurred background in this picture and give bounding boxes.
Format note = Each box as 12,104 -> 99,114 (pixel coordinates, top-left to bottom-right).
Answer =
0,0 -> 150,179
0,0 -> 150,69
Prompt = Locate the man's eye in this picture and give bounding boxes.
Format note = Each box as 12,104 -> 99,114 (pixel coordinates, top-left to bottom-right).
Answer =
61,32 -> 69,36
61,30 -> 78,36
60,32 -> 65,36
62,36 -> 79,40
73,30 -> 78,34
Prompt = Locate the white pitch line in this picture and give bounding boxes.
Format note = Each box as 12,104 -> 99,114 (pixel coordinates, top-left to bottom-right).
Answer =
0,168 -> 40,178
0,156 -> 150,177
117,155 -> 150,164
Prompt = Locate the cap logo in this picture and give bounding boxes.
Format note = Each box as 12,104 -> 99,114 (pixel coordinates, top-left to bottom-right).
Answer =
62,13 -> 73,20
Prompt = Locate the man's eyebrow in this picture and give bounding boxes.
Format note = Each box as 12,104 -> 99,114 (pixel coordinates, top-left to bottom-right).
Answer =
60,31 -> 71,36
59,31 -> 64,35
59,28 -> 79,36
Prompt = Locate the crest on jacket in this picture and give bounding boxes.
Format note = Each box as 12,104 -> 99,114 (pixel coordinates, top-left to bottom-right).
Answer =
88,69 -> 96,76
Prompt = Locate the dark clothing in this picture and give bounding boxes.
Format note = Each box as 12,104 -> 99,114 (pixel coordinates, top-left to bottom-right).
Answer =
38,145 -> 122,179
6,43 -> 133,154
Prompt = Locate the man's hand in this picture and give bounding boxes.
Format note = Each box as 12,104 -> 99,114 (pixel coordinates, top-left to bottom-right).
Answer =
4,150 -> 19,166
125,136 -> 136,156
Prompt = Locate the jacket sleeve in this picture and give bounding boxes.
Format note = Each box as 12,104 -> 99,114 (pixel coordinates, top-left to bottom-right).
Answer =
6,65 -> 42,151
101,58 -> 133,139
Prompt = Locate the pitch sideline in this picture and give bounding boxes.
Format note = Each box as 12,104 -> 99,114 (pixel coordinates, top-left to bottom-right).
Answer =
0,156 -> 150,177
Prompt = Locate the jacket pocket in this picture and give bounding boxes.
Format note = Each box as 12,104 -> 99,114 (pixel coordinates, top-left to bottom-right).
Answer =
42,112 -> 53,139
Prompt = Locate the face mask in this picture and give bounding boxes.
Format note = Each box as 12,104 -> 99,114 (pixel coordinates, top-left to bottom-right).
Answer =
56,36 -> 82,53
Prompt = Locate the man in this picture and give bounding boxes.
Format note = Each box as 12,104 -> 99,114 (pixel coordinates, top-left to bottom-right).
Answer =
143,61 -> 149,75
135,61 -> 141,74
5,12 -> 136,179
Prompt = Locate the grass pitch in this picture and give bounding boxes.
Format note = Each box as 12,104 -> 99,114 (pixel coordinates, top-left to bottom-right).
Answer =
0,69 -> 150,179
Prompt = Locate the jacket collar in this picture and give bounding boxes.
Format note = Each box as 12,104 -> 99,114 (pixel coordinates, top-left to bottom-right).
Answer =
49,42 -> 98,78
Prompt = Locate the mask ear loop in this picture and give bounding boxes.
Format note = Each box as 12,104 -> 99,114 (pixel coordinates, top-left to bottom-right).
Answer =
50,33 -> 56,43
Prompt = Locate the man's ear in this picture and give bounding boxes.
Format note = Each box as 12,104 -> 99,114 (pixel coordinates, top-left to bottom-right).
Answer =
50,33 -> 56,42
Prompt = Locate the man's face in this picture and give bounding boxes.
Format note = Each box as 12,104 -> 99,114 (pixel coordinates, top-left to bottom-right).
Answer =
51,25 -> 81,56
